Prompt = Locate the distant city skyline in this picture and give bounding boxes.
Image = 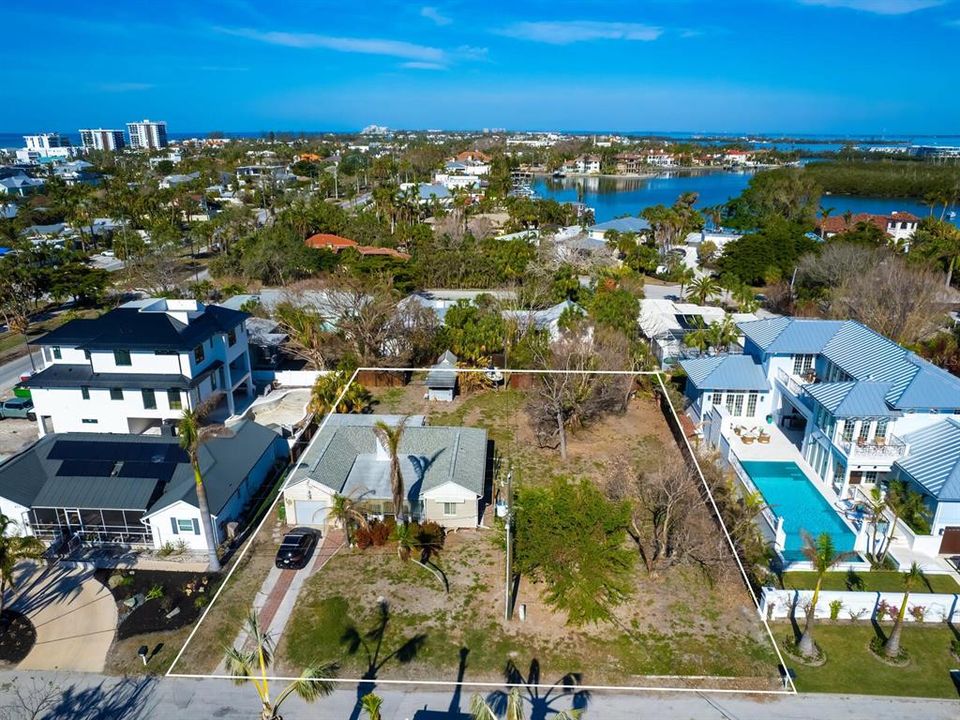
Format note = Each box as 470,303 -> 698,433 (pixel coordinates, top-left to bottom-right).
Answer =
3,0 -> 960,134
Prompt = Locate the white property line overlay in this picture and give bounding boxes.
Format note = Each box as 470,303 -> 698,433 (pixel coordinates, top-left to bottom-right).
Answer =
167,366 -> 796,696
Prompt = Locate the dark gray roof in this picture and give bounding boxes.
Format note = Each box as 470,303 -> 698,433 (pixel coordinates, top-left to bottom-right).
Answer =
34,304 -> 247,351
146,420 -> 285,517
0,421 -> 284,516
291,415 -> 487,499
22,360 -> 222,390
426,351 -> 458,390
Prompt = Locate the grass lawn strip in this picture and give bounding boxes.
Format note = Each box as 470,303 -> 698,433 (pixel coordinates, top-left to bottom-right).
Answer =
783,571 -> 960,594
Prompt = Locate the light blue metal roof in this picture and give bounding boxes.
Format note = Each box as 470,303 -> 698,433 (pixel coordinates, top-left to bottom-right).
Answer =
737,317 -> 844,354
892,357 -> 960,411
737,316 -> 791,350
588,216 -> 650,234
895,418 -> 960,501
680,354 -> 770,392
804,381 -> 896,418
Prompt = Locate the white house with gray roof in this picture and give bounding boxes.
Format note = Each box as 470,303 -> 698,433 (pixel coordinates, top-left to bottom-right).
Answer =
283,414 -> 488,529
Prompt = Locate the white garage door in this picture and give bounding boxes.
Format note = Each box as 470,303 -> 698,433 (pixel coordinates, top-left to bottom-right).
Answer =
295,501 -> 328,527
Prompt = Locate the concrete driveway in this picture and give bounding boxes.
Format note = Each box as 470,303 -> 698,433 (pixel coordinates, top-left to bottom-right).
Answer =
8,562 -> 117,672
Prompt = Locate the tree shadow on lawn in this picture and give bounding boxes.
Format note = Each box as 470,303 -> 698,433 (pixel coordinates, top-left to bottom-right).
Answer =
343,599 -> 427,720
412,647 -> 472,720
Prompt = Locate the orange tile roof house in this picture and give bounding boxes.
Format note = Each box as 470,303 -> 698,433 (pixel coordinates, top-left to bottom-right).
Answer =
304,233 -> 409,260
456,150 -> 491,163
817,211 -> 919,245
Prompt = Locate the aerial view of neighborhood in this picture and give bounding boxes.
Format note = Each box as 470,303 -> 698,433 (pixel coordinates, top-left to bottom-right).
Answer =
1,1 -> 960,718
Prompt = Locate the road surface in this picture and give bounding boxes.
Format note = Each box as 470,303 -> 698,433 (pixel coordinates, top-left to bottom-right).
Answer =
0,671 -> 956,720
0,352 -> 38,394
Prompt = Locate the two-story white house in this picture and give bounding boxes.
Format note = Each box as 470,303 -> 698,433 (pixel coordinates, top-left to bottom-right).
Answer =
25,298 -> 254,436
681,316 -> 960,558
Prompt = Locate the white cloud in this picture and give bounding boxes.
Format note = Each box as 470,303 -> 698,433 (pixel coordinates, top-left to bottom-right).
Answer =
98,82 -> 154,92
401,61 -> 446,70
215,26 -> 446,62
420,6 -> 452,26
498,20 -> 663,44
797,0 -> 945,14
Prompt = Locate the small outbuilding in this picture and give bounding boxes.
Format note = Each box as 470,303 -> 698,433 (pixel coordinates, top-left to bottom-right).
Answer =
426,351 -> 458,402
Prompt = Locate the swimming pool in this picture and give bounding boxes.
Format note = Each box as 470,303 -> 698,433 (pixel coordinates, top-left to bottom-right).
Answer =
740,460 -> 857,563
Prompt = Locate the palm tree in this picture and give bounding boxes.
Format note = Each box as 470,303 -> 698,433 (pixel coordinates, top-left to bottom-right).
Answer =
373,417 -> 409,523
393,521 -> 414,562
878,480 -> 930,566
330,494 -> 368,545
308,371 -> 372,416
360,692 -> 383,720
677,267 -> 696,297
224,610 -> 336,720
470,687 -> 524,720
683,317 -> 712,354
865,486 -> 888,565
797,531 -> 855,658
179,394 -> 234,572
819,206 -> 835,241
686,276 -> 722,306
0,515 -> 45,616
884,562 -> 924,659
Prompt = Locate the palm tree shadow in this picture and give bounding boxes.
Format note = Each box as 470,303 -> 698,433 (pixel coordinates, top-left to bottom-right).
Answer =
342,599 -> 428,720
485,658 -> 590,720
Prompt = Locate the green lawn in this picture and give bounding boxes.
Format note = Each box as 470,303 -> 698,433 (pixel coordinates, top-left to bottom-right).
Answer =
782,570 -> 960,594
777,623 -> 960,698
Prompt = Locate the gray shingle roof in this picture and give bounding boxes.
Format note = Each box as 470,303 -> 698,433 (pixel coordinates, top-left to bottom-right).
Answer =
291,415 -> 487,500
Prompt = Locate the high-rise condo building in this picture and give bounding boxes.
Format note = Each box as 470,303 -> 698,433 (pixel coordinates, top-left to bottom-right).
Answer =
126,119 -> 168,150
79,128 -> 126,151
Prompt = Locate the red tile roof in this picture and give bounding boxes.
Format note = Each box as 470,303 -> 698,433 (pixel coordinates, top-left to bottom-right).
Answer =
817,212 -> 919,236
305,233 -> 359,249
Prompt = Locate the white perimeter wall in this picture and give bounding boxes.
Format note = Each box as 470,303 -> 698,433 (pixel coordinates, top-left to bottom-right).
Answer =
761,586 -> 960,623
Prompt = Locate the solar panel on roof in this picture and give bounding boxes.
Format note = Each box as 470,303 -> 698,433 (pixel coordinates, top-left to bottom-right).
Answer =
117,461 -> 177,482
48,439 -> 186,464
56,459 -> 115,477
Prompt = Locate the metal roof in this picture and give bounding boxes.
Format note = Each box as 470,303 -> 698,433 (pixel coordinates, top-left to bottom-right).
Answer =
22,362 -> 222,391
679,354 -> 770,392
588,217 -> 651,234
426,351 -> 458,390
804,381 -> 897,418
895,418 -> 960,501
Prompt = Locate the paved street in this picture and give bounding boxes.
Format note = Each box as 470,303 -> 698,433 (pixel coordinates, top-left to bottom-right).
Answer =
0,352 -> 38,394
0,671 -> 956,720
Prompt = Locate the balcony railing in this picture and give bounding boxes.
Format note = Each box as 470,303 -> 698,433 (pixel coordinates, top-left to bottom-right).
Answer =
837,434 -> 907,460
776,368 -> 814,398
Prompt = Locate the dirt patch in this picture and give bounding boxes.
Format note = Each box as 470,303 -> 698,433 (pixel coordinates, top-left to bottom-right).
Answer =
0,610 -> 36,665
0,417 -> 39,457
96,569 -> 214,640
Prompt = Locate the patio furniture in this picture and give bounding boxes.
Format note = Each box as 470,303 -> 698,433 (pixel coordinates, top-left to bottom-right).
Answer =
758,432 -> 771,444
741,434 -> 756,445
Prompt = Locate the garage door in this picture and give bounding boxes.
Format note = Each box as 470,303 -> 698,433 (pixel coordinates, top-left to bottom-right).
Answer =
939,527 -> 960,555
295,501 -> 328,527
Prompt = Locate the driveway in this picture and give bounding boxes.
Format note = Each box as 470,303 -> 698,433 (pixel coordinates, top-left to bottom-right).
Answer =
8,562 -> 117,672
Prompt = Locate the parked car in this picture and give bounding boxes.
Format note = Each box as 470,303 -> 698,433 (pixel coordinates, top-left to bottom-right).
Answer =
275,531 -> 318,569
0,397 -> 35,421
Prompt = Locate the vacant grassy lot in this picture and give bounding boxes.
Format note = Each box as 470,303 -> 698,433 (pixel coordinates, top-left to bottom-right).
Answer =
277,380 -> 780,689
777,622 -> 960,698
783,570 -> 960,594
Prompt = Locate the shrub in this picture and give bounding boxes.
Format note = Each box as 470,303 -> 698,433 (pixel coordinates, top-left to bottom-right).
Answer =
175,539 -> 188,555
908,604 -> 926,623
108,572 -> 134,590
146,584 -> 165,600
828,599 -> 843,621
847,607 -> 868,621
371,519 -> 394,546
417,521 -> 445,550
194,594 -> 209,610
277,504 -> 287,525
875,599 -> 893,621
157,542 -> 176,558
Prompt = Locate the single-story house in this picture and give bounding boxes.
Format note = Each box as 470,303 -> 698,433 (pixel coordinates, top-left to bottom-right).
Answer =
587,216 -> 651,241
426,351 -> 458,402
283,414 -> 488,529
502,300 -> 586,341
0,421 -> 288,551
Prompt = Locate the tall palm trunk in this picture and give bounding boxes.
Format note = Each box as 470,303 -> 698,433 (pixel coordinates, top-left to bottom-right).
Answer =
885,591 -> 911,658
194,461 -> 222,571
797,577 -> 821,657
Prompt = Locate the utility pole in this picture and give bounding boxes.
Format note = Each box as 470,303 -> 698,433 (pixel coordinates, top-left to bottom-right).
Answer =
504,469 -> 513,622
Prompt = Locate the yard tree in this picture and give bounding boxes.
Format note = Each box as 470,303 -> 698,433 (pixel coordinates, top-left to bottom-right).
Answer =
470,687 -> 524,720
725,167 -> 821,229
273,299 -> 336,370
586,283 -> 639,339
685,276 -> 722,306
440,298 -> 507,363
910,216 -> 960,287
513,478 -> 635,625
526,335 -> 631,460
884,562 -> 925,659
797,532 -> 855,659
224,610 -> 336,720
0,515 -> 45,617
373,417 -> 408,523
878,480 -> 931,566
308,372 -> 372,416
330,494 -> 369,545
178,394 -> 235,572
360,693 -> 383,720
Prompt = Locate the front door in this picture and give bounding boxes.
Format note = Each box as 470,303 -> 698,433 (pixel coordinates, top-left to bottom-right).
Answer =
939,527 -> 960,555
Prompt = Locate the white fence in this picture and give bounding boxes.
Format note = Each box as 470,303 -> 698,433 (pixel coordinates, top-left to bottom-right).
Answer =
761,586 -> 960,623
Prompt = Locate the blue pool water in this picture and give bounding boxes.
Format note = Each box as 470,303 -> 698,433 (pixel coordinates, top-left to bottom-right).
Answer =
740,460 -> 857,562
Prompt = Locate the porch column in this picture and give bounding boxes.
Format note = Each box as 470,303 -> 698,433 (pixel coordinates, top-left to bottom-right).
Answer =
244,350 -> 254,397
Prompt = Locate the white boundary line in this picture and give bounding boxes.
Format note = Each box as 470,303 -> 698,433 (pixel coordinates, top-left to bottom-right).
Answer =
166,366 -> 795,695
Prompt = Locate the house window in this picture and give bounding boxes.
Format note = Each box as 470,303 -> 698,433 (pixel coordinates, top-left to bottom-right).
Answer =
167,389 -> 182,410
110,388 -> 123,401
80,386 -> 90,400
726,392 -> 744,416
114,349 -> 131,366
710,391 -> 722,406
443,502 -> 457,516
171,518 -> 200,535
746,392 -> 758,418
52,346 -> 62,360
858,421 -> 871,444
792,354 -> 814,376
81,418 -> 98,424
876,419 -> 888,441
142,389 -> 157,410
841,420 -> 855,443
227,327 -> 237,346
193,344 -> 205,364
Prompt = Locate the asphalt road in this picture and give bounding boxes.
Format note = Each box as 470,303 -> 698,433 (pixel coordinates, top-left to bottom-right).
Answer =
0,351 -> 38,395
0,672 -> 956,720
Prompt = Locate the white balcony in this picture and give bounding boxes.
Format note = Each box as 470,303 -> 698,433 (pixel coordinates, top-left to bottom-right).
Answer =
837,434 -> 907,462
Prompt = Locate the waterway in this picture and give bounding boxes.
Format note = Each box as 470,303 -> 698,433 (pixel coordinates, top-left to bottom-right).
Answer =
532,171 -> 957,225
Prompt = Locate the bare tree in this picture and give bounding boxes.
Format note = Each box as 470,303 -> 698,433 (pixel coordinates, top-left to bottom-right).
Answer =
0,676 -> 62,720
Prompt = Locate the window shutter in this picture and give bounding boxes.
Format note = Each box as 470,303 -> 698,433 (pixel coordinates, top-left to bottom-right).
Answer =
170,518 -> 178,535
192,519 -> 200,535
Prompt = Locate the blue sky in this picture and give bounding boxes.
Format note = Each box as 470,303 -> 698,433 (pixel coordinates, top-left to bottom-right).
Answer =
3,0 -> 960,134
